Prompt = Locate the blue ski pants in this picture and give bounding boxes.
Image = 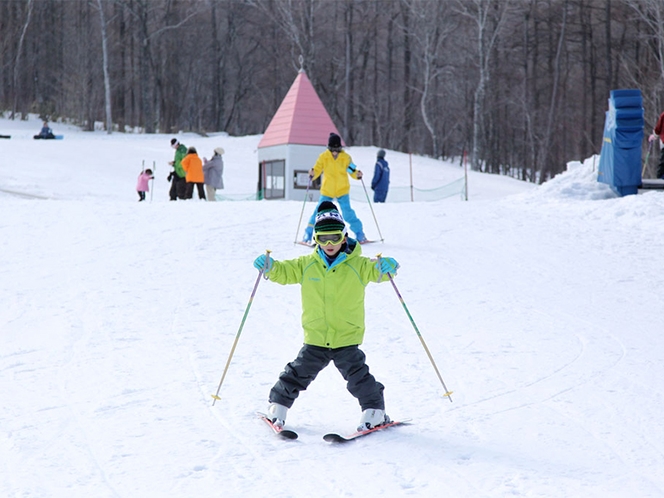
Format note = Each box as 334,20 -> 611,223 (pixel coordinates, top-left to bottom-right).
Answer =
303,194 -> 364,241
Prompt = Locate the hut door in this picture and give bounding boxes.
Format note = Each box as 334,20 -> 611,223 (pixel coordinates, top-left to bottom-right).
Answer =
262,160 -> 285,199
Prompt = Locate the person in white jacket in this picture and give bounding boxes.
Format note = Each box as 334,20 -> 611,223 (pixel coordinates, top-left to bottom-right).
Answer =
203,147 -> 225,201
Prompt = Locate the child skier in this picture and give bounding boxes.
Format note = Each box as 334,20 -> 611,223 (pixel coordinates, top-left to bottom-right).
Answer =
136,168 -> 154,202
253,201 -> 399,431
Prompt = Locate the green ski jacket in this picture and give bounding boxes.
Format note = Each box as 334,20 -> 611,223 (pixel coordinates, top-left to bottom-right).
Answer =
174,144 -> 187,178
266,242 -> 391,349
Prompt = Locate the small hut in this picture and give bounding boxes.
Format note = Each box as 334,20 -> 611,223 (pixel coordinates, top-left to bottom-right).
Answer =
257,69 -> 343,201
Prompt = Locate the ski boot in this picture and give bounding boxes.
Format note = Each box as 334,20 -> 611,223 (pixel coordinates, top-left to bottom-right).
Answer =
267,402 -> 288,429
357,408 -> 390,432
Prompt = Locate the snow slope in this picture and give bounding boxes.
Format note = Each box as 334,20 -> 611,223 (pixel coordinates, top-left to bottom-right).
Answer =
1,116 -> 664,497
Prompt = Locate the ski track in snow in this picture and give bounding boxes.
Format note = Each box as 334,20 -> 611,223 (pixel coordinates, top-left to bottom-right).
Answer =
2,119 -> 664,497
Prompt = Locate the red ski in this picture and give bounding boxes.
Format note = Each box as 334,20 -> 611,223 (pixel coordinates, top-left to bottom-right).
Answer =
323,419 -> 410,443
257,412 -> 298,440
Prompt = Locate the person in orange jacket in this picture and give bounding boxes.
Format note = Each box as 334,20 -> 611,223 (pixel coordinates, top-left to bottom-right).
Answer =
181,146 -> 206,200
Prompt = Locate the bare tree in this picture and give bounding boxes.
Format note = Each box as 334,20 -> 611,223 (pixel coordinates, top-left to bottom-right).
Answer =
538,0 -> 568,182
455,0 -> 513,171
11,0 -> 33,120
248,0 -> 320,76
94,0 -> 113,133
401,0 -> 457,157
624,0 -> 664,105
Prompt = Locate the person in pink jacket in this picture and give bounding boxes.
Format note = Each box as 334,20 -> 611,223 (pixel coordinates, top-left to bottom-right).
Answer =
136,168 -> 154,202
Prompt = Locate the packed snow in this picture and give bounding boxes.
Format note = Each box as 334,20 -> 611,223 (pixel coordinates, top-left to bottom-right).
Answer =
1,116 -> 664,497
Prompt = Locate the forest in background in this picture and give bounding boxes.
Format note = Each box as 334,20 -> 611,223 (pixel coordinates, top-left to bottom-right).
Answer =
2,0 -> 664,182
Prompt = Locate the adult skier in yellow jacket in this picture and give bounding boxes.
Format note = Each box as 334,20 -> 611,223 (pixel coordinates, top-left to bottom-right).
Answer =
255,201 -> 399,432
302,133 -> 367,243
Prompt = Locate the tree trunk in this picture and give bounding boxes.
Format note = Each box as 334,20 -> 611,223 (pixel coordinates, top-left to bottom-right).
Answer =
539,0 -> 568,183
11,0 -> 33,120
96,0 -> 113,134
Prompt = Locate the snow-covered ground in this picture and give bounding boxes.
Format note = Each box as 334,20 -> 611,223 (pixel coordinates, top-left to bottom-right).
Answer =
1,116 -> 664,497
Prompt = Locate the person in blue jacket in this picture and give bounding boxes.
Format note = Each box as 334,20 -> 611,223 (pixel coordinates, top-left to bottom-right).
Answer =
34,121 -> 56,139
371,149 -> 390,203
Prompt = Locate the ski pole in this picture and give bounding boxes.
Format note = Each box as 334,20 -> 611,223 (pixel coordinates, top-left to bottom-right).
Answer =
360,177 -> 384,242
379,255 -> 453,402
212,250 -> 271,405
294,176 -> 312,244
642,139 -> 654,177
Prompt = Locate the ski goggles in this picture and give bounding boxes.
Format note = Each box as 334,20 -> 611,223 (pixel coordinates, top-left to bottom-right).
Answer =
314,230 -> 345,246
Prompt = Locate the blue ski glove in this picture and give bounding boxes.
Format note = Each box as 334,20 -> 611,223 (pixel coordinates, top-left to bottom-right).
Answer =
253,254 -> 274,274
377,257 -> 399,275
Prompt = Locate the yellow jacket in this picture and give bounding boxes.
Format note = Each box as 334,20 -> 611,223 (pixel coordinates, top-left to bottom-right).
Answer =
312,150 -> 360,198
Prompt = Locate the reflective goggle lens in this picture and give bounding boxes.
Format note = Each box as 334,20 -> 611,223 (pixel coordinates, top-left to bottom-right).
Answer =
314,231 -> 344,246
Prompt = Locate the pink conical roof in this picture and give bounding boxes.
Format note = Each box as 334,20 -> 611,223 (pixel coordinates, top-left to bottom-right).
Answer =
258,70 -> 344,148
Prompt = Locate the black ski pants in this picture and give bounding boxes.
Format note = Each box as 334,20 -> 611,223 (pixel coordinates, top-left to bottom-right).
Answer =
269,344 -> 385,411
169,175 -> 187,201
185,181 -> 206,200
658,147 -> 664,179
